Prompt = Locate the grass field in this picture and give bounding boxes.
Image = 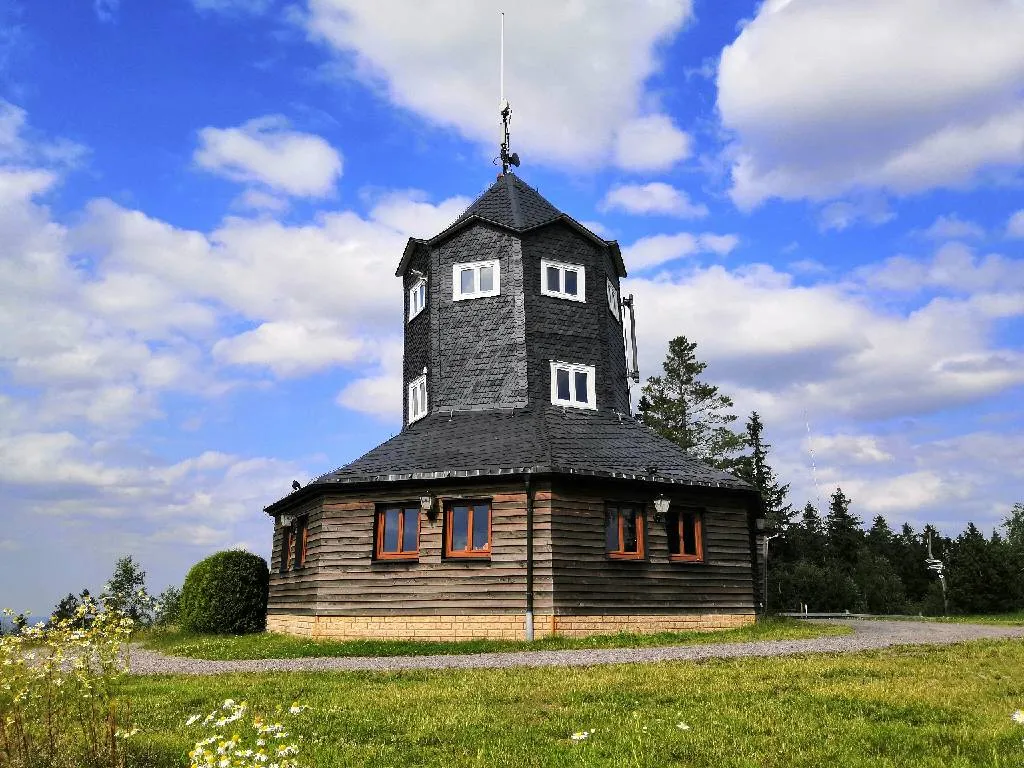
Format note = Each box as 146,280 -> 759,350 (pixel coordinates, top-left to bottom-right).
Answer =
122,639 -> 1024,767
137,616 -> 849,660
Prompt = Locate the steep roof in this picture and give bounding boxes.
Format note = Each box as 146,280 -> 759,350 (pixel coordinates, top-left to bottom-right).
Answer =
275,407 -> 752,502
395,173 -> 625,277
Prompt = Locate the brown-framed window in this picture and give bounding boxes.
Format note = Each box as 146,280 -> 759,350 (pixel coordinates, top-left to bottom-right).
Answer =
376,505 -> 420,560
667,509 -> 703,562
445,500 -> 491,558
280,518 -> 309,571
296,518 -> 308,568
281,527 -> 294,572
606,503 -> 644,559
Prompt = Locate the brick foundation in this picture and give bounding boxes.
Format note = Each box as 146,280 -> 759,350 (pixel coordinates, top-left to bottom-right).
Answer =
265,612 -> 754,641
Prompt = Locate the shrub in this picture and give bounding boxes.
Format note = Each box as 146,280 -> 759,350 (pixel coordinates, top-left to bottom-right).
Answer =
180,550 -> 269,634
153,585 -> 182,627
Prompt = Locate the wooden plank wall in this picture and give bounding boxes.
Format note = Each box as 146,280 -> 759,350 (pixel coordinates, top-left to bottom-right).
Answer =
547,479 -> 756,616
268,481 -> 555,616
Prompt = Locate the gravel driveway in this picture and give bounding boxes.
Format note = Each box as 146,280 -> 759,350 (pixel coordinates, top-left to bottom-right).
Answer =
128,620 -> 1024,676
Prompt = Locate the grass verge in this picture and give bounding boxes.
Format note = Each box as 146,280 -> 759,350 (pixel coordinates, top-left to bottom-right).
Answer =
123,639 -> 1024,767
137,616 -> 849,660
867,612 -> 1024,626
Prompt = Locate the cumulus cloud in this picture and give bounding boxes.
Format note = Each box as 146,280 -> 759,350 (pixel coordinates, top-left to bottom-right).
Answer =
858,242 -> 1024,294
623,232 -> 739,270
194,115 -> 343,197
304,0 -> 693,168
612,114 -> 693,172
717,0 -> 1024,207
1007,209 -> 1024,238
600,182 -> 708,218
818,198 -> 894,232
920,214 -> 985,241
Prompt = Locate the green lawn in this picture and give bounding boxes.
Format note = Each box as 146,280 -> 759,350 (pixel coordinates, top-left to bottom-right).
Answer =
122,639 -> 1024,767
137,616 -> 849,660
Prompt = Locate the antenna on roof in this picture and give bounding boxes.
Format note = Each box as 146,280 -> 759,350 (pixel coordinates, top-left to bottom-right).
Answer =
496,12 -> 520,174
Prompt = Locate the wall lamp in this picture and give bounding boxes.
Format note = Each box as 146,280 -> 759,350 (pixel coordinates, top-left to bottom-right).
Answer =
279,514 -> 295,528
653,495 -> 670,523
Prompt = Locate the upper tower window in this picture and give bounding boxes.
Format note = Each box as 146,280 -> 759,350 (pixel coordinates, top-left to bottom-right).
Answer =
453,260 -> 500,300
606,278 -> 620,320
408,278 -> 426,321
541,259 -> 585,302
550,361 -> 596,409
408,374 -> 428,423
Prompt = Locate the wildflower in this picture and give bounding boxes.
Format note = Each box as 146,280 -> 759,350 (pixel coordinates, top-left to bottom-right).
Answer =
1012,710 -> 1024,724
677,722 -> 691,730
288,702 -> 307,714
570,729 -> 594,742
186,714 -> 201,726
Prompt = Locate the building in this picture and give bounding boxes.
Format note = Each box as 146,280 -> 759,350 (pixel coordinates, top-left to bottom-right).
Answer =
264,170 -> 764,641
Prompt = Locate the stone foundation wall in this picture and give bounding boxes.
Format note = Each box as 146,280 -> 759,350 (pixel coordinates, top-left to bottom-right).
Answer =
266,612 -> 754,641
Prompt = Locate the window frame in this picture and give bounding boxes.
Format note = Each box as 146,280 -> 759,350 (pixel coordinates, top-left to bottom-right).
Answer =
540,259 -> 586,302
606,502 -> 645,560
667,508 -> 704,563
375,504 -> 421,561
408,374 -> 428,423
452,259 -> 501,301
549,361 -> 597,410
281,516 -> 309,572
444,499 -> 492,559
408,277 -> 427,321
606,278 -> 620,321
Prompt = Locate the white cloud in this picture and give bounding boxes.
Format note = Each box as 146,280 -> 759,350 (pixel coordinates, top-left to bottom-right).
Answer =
612,115 -> 693,172
624,232 -> 739,270
233,188 -> 290,213
818,198 -> 894,232
334,338 -> 403,420
213,320 -> 366,376
1007,209 -> 1024,238
920,214 -> 985,241
718,0 -> 1024,207
305,0 -> 693,168
859,242 -> 1024,294
600,182 -> 708,218
806,434 -> 893,464
194,115 -> 343,197
94,0 -> 119,23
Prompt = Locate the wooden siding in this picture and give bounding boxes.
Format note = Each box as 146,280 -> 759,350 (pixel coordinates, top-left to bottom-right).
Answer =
268,476 -> 758,618
547,478 -> 757,616
268,480 -> 555,617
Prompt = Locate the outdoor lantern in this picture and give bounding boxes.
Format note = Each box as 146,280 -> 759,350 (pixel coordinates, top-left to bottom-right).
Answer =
653,495 -> 671,522
420,495 -> 435,519
279,514 -> 295,528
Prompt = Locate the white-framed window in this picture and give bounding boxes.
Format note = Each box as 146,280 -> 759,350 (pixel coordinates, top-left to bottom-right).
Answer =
606,278 -> 620,320
408,278 -> 426,321
453,260 -> 500,300
541,259 -> 585,302
408,374 -> 428,423
550,361 -> 597,409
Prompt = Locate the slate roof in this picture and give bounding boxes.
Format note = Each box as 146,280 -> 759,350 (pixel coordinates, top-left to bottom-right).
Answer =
303,406 -> 751,492
395,173 -> 626,277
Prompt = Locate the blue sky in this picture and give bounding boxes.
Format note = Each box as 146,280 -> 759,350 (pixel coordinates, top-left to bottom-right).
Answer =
1,0 -> 1022,614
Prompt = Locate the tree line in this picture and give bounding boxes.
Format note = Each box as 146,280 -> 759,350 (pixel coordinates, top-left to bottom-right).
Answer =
638,335 -> 1024,615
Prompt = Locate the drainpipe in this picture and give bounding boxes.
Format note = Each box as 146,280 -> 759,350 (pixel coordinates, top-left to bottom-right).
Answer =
524,473 -> 535,641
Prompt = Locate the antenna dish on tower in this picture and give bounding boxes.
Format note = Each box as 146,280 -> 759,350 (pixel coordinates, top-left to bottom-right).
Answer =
496,12 -> 522,174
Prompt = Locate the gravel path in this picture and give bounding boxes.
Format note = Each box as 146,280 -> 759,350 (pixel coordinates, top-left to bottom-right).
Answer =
128,620 -> 1023,676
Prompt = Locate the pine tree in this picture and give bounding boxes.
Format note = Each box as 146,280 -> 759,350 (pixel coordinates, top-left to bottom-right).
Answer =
735,411 -> 793,530
785,502 -> 827,565
825,487 -> 863,568
637,335 -> 745,470
50,593 -> 81,625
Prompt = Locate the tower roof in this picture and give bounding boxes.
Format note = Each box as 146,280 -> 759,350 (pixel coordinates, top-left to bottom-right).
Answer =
396,172 -> 625,277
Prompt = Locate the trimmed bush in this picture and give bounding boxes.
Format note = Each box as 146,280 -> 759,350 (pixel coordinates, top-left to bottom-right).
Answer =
180,550 -> 269,634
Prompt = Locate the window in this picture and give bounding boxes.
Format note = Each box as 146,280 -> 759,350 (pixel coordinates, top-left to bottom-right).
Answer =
453,260 -> 500,300
408,278 -> 426,320
376,505 -> 420,560
445,500 -> 491,558
606,278 -> 620,320
541,259 -> 585,302
606,503 -> 644,559
281,517 -> 308,571
550,361 -> 596,409
408,374 -> 427,423
667,509 -> 703,562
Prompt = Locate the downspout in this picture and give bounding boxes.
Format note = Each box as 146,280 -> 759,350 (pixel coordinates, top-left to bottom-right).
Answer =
524,473 -> 535,641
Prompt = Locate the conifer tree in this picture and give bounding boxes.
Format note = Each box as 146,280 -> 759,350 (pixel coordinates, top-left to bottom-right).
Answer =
825,487 -> 863,568
638,335 -> 745,471
735,411 -> 793,530
786,502 -> 827,565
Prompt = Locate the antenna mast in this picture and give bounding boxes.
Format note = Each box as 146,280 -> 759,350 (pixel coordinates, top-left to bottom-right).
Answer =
497,11 -> 520,174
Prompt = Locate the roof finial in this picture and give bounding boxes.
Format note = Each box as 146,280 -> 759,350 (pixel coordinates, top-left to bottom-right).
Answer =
498,12 -> 520,175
